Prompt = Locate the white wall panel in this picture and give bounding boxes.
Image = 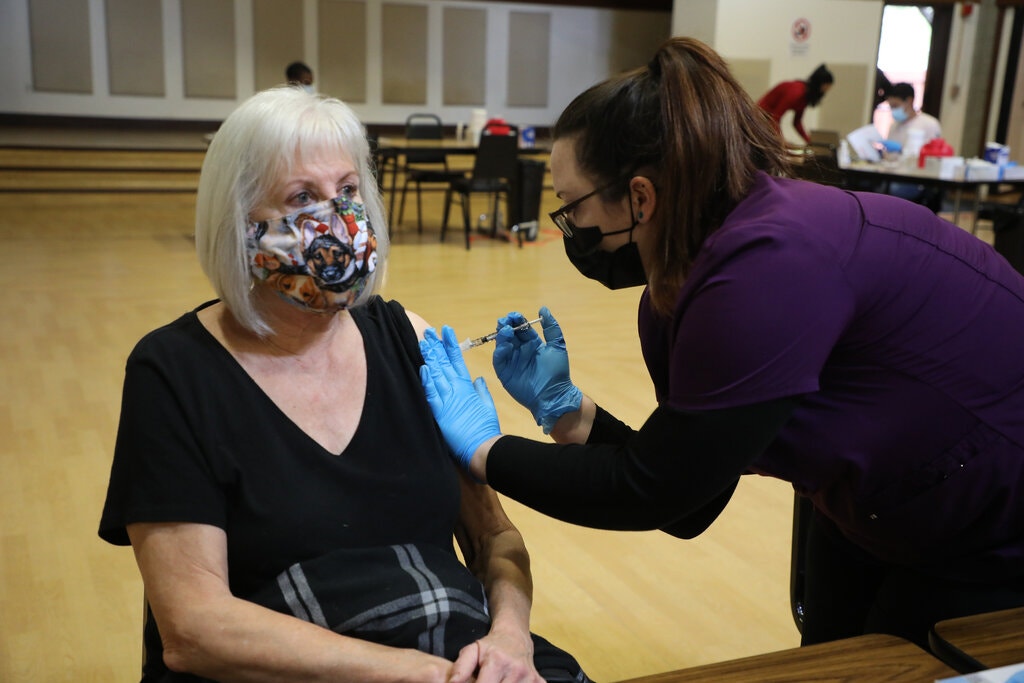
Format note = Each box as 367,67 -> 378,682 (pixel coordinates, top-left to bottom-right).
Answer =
105,0 -> 165,96
182,0 -> 236,99
29,0 -> 93,93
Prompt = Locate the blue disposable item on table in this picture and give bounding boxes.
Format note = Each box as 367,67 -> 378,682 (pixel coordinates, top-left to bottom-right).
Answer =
881,139 -> 902,153
521,126 -> 536,148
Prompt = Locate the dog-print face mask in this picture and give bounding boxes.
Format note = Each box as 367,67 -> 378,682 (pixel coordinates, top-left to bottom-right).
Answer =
246,192 -> 378,313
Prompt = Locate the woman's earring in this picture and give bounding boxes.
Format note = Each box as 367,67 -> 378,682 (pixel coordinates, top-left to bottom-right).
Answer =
638,211 -> 644,220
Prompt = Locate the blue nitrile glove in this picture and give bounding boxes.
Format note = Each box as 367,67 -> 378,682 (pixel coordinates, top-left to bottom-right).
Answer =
492,306 -> 583,434
419,325 -> 502,470
881,139 -> 902,154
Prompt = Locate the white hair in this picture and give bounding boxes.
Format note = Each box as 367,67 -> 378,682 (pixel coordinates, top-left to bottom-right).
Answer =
195,86 -> 389,336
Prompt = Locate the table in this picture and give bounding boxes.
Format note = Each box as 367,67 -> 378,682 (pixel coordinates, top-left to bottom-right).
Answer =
373,136 -> 549,229
617,633 -> 958,682
929,606 -> 1024,673
841,161 -> 1024,232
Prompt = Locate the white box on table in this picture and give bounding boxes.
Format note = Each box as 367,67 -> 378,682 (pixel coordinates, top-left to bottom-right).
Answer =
923,155 -> 965,180
965,160 -> 1002,181
1000,164 -> 1024,181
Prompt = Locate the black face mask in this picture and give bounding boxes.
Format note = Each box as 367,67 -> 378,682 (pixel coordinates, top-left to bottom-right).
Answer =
563,226 -> 647,290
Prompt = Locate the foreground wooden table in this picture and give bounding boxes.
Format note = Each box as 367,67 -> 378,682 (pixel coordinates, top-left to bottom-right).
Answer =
618,633 -> 957,682
930,606 -> 1024,672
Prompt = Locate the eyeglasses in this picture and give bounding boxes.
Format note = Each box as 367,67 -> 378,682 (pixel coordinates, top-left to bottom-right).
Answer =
548,182 -> 614,237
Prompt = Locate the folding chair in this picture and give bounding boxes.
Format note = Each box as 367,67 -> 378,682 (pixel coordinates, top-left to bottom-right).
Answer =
396,113 -> 463,233
441,128 -> 519,250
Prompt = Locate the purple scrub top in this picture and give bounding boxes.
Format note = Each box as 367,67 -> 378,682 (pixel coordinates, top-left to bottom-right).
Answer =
639,172 -> 1024,580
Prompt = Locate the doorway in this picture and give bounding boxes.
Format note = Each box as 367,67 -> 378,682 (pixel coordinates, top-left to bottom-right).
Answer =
874,3 -> 952,136
875,5 -> 934,137
1000,9 -> 1024,158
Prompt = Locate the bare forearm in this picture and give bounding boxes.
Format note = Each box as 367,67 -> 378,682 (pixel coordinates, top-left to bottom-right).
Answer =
548,394 -> 596,444
450,479 -> 543,681
479,529 -> 533,624
131,522 -> 451,682
472,528 -> 535,652
160,594 -> 451,682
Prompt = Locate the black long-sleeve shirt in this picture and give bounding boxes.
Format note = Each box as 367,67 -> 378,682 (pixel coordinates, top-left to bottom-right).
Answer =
486,398 -> 798,538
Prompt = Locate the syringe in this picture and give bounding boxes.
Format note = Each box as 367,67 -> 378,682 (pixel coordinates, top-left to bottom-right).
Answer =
459,318 -> 542,351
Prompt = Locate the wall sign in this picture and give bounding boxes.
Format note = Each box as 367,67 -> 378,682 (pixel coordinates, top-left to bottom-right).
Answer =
790,17 -> 810,55
792,18 -> 811,42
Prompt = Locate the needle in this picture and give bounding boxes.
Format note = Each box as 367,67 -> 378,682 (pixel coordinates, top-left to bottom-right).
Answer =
459,317 -> 542,351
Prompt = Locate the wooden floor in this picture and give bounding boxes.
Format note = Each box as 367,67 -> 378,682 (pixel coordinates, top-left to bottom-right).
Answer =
0,139 -> 995,682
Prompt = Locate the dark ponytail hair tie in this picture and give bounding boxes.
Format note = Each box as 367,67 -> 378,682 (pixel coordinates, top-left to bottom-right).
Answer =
648,54 -> 662,79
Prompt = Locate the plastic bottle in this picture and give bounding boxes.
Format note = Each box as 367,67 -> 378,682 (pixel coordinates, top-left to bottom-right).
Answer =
837,140 -> 851,168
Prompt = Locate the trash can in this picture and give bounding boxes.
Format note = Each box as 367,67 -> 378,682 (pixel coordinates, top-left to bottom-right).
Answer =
510,158 -> 545,245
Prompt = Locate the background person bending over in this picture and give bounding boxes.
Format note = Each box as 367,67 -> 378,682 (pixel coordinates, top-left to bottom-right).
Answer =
419,37 -> 1024,654
757,63 -> 834,145
98,86 -> 588,683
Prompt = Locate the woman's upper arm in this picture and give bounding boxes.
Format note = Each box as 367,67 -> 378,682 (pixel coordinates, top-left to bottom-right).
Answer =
402,308 -> 524,564
128,522 -> 232,632
405,309 -> 431,341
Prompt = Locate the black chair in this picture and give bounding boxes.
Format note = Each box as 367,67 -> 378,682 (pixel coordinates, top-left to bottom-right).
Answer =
396,113 -> 463,233
368,133 -> 398,196
441,127 -> 520,250
790,492 -> 813,634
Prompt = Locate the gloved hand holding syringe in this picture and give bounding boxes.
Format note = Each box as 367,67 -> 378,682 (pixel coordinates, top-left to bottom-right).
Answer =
459,317 -> 542,351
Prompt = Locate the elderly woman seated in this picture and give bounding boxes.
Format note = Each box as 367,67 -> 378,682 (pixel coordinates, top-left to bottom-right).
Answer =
99,86 -> 589,683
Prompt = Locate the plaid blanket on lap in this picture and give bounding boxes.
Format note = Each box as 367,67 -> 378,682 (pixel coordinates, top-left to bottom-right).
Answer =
250,543 -> 489,659
248,542 -> 591,682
